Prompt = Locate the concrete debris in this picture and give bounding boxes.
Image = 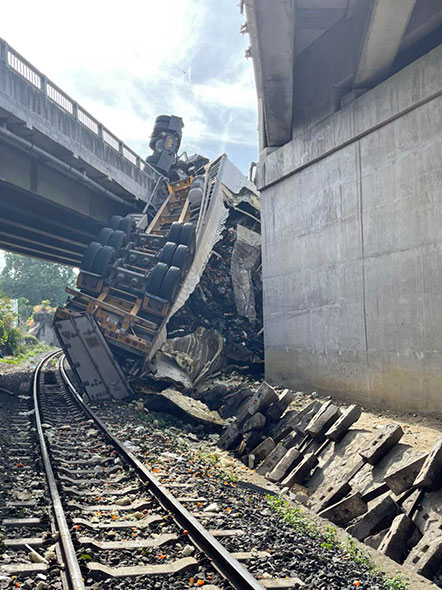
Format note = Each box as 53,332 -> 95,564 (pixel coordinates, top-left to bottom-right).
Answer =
359,423 -> 404,465
182,544 -> 195,557
142,387 -> 225,427
182,380 -> 442,583
319,492 -> 368,526
347,496 -> 401,541
378,513 -> 420,563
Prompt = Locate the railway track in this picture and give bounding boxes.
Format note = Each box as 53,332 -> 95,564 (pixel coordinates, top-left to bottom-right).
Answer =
2,352 -> 302,590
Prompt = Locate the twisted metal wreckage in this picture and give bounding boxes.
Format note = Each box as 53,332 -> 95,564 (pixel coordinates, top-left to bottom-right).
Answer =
54,115 -> 263,402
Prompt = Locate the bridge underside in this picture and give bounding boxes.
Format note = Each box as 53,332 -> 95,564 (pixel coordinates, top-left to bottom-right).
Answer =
0,44 -> 158,266
0,137 -> 132,265
0,179 -> 104,267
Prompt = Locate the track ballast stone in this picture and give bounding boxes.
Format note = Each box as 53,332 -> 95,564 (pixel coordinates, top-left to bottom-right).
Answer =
93,400 -> 400,590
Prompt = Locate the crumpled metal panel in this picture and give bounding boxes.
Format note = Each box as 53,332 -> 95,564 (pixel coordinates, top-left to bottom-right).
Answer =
230,225 -> 261,325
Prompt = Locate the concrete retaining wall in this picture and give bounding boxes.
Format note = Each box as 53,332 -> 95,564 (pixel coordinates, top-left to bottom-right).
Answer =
259,45 -> 442,415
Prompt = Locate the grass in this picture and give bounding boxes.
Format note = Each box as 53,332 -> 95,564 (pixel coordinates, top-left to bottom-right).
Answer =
195,449 -> 239,483
266,495 -> 409,589
0,342 -> 53,365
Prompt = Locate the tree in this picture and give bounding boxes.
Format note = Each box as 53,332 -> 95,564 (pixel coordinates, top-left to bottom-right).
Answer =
0,252 -> 76,307
0,294 -> 14,346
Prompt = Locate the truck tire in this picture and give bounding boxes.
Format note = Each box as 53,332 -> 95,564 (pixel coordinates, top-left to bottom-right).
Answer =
171,244 -> 190,270
160,242 -> 177,265
167,222 -> 182,243
91,245 -> 116,276
110,215 -> 123,230
107,230 -> 127,252
80,242 -> 102,272
118,215 -> 136,237
98,227 -> 114,245
159,266 -> 181,301
179,223 -> 196,257
147,262 -> 168,297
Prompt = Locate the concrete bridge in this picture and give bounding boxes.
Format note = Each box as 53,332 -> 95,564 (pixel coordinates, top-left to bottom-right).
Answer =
244,0 -> 442,414
0,39 -> 162,266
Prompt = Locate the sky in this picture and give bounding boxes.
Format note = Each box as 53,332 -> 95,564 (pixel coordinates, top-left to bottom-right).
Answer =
2,0 -> 258,175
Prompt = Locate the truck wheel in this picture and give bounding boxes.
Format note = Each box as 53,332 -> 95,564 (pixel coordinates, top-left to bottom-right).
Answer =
179,223 -> 196,257
98,227 -> 114,245
171,244 -> 190,270
107,230 -> 127,252
118,215 -> 136,237
91,245 -> 116,276
160,242 -> 177,265
159,266 -> 181,301
110,215 -> 123,230
80,242 -> 102,272
147,262 -> 168,297
167,222 -> 182,243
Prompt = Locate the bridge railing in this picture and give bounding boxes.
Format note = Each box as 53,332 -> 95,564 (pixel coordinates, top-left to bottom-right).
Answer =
0,38 -> 144,170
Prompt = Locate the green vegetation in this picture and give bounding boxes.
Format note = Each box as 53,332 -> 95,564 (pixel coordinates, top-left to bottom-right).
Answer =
266,495 -> 409,589
0,292 -> 53,362
0,294 -> 24,356
384,576 -> 410,590
0,341 -> 52,365
0,250 -> 69,360
0,252 -> 76,307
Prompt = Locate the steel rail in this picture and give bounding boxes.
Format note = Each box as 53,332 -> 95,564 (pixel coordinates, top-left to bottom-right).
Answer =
59,356 -> 265,590
33,350 -> 85,590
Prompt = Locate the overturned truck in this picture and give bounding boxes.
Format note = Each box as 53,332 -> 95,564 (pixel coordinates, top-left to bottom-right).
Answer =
54,115 -> 262,402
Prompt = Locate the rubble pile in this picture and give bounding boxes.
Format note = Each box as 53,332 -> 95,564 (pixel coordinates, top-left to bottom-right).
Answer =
165,209 -> 263,372
194,377 -> 442,585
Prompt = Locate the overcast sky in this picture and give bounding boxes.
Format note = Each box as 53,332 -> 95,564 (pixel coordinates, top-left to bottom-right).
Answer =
2,0 -> 258,174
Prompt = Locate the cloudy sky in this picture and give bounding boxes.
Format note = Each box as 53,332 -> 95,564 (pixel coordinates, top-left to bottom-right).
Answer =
2,0 -> 258,174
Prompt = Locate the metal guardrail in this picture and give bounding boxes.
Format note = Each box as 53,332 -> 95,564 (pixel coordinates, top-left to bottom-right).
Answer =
0,38 -> 144,170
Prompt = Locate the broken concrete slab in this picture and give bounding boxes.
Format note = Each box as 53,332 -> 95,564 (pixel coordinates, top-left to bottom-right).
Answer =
200,384 -> 229,410
378,513 -> 419,563
384,454 -> 427,495
278,389 -> 298,409
266,401 -> 321,443
267,448 -> 302,483
249,437 -> 275,463
217,426 -> 242,451
405,530 -> 442,578
364,529 -> 389,551
283,431 -> 304,450
316,481 -> 353,513
319,492 -> 368,526
142,388 -> 225,427
241,430 -> 264,455
246,382 -> 279,416
242,412 -> 266,433
359,424 -> 404,465
281,454 -> 319,488
305,401 -> 341,439
219,387 -> 253,418
266,399 -> 289,423
325,405 -> 361,442
257,444 -> 288,476
414,438 -> 442,491
347,496 -> 401,541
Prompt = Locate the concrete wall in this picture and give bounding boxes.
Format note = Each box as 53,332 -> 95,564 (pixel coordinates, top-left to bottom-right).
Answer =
259,44 -> 442,415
